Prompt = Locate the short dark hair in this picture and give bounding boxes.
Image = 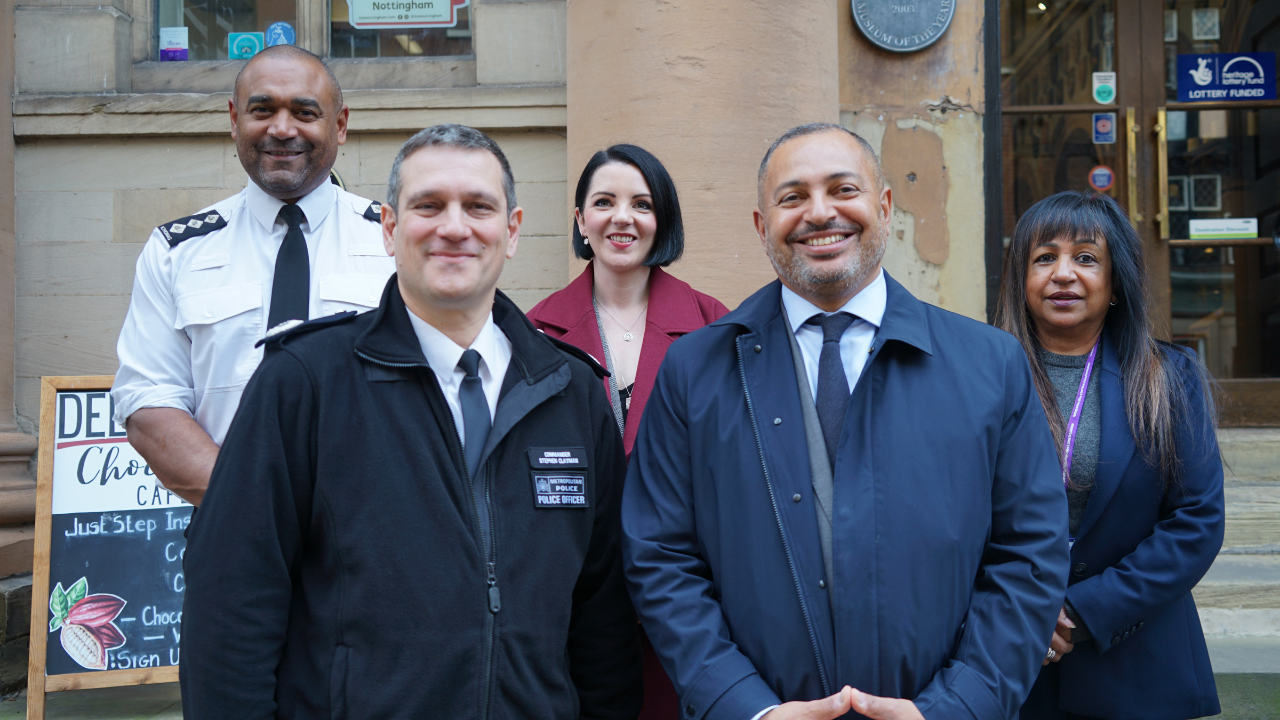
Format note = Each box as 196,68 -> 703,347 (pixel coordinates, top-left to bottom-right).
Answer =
387,124 -> 517,214
232,45 -> 343,112
757,123 -> 883,203
572,144 -> 684,267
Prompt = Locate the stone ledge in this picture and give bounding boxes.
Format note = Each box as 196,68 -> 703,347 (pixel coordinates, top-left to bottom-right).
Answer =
12,85 -> 568,137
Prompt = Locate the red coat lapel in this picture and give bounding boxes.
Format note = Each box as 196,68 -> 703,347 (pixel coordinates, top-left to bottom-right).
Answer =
525,264 -> 728,455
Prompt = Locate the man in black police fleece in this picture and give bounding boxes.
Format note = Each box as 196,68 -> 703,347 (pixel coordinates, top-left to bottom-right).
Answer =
180,123 -> 642,719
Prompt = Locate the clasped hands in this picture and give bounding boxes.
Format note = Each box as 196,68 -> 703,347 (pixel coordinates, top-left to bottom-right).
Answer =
762,686 -> 924,720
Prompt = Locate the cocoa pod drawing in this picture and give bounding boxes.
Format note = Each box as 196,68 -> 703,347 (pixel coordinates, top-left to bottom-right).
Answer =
66,594 -> 126,628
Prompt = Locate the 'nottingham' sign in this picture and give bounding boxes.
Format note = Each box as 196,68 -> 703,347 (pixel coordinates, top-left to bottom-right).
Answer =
853,0 -> 955,53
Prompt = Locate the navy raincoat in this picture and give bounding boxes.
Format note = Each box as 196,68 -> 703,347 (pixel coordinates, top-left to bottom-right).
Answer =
622,274 -> 1070,720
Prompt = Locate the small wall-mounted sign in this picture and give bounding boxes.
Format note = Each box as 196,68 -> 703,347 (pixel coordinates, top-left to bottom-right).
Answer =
158,27 -> 188,62
852,0 -> 955,53
345,0 -> 468,30
1088,165 -> 1115,193
1092,72 -> 1117,104
1093,113 -> 1116,144
228,32 -> 264,59
265,22 -> 296,47
1177,52 -> 1276,102
1189,218 -> 1257,240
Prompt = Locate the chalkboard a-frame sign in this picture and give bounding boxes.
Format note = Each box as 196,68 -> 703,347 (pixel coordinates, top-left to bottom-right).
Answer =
28,377 -> 192,719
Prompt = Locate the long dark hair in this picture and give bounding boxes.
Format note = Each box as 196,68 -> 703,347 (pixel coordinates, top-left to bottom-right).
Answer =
572,144 -> 684,267
994,191 -> 1213,487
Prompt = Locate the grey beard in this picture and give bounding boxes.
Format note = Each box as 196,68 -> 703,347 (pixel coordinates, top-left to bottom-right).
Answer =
765,228 -> 887,304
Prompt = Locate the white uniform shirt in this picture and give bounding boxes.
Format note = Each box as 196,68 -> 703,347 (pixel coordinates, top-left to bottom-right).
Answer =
111,181 -> 395,445
781,268 -> 887,398
406,308 -> 512,447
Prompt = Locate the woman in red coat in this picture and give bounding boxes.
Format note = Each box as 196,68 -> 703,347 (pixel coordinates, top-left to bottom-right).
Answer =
527,144 -> 728,718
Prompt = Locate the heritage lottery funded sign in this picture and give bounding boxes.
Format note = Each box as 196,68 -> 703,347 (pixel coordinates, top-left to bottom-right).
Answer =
345,0 -> 467,30
1177,52 -> 1276,102
852,0 -> 955,53
27,377 -> 192,719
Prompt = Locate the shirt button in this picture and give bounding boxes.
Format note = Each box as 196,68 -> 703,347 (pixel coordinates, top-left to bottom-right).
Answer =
792,493 -> 801,502
369,295 -> 376,302
204,310 -> 213,318
1073,563 -> 1088,576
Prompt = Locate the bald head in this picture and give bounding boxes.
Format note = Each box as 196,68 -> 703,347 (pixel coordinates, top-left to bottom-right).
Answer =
233,45 -> 343,113
757,123 -> 883,206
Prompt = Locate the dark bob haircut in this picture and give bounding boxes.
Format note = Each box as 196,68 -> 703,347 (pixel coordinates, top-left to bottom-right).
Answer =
572,144 -> 684,267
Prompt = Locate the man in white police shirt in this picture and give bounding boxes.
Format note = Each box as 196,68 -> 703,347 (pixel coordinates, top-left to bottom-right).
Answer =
111,45 -> 393,506
180,124 -> 641,718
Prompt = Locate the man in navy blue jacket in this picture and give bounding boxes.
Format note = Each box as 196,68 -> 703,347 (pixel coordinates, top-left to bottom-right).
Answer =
622,124 -> 1070,720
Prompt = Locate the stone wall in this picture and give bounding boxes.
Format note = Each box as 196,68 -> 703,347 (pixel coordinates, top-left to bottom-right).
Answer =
12,128 -> 570,434
838,0 -> 990,321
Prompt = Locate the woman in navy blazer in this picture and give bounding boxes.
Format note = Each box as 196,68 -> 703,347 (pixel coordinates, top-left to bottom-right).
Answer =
997,191 -> 1224,720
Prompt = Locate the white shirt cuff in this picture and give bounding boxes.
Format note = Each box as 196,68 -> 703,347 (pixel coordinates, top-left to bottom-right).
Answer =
750,705 -> 778,720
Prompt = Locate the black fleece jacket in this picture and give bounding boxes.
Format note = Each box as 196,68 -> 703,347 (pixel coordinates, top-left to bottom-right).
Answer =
180,277 -> 642,720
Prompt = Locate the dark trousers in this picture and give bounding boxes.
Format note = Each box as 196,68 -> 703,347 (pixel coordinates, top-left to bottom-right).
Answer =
1021,663 -> 1103,720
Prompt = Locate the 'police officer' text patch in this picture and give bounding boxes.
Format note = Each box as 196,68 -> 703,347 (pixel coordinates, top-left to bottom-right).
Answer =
533,473 -> 588,508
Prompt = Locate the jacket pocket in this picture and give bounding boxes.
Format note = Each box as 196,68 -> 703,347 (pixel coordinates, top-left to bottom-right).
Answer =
330,645 -> 349,720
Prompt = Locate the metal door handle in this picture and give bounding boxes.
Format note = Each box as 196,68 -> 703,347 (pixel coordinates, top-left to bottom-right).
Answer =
1155,108 -> 1170,240
1126,108 -> 1141,224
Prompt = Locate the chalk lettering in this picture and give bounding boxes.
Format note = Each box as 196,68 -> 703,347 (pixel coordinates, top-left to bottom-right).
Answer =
58,395 -> 83,439
84,393 -> 107,438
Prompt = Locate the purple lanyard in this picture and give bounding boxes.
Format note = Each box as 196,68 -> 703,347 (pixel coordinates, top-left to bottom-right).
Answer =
1061,340 -> 1099,488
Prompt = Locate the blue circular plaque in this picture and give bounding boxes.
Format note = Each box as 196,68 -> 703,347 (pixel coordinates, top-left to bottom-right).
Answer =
266,21 -> 296,47
852,0 -> 956,53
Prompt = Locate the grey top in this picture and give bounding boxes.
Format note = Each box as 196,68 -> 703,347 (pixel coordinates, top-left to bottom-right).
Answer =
1041,349 -> 1101,536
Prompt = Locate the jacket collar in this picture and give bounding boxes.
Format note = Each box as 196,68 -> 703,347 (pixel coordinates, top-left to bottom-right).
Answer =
713,271 -> 933,355
535,263 -> 711,336
355,275 -> 566,385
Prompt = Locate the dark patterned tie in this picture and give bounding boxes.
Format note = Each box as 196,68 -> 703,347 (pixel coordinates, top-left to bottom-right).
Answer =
807,312 -> 857,467
458,349 -> 491,479
267,204 -> 309,331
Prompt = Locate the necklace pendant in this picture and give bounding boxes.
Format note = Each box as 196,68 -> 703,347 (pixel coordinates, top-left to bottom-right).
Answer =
623,332 -> 633,342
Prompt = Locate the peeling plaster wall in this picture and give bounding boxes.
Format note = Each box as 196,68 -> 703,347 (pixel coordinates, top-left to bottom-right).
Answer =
839,0 -> 988,321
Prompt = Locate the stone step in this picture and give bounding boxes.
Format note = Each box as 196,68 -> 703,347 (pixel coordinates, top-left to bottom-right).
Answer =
1194,554 -> 1280,639
1218,428 -> 1280,486
1223,485 -> 1280,552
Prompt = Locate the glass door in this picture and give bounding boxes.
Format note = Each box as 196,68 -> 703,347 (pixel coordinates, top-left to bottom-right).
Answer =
1158,0 -> 1279,424
999,0 -> 1280,425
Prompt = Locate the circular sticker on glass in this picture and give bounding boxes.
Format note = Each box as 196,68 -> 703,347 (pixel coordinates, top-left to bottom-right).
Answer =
852,0 -> 956,53
1088,165 -> 1116,192
266,22 -> 296,47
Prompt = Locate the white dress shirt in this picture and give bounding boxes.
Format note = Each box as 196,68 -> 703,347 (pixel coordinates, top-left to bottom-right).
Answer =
406,308 -> 512,447
781,268 -> 887,399
111,180 -> 395,445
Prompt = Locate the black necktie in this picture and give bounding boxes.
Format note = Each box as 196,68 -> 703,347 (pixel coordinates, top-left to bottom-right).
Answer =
268,204 -> 309,331
458,349 -> 491,479
807,312 -> 857,466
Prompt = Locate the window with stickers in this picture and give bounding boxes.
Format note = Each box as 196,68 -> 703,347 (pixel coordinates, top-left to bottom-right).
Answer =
153,0 -> 471,61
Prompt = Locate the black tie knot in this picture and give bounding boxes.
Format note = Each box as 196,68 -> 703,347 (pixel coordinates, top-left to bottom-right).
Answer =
458,349 -> 482,379
278,203 -> 306,229
806,312 -> 857,344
